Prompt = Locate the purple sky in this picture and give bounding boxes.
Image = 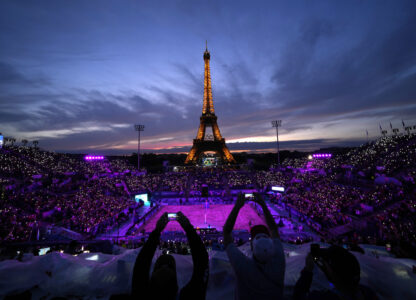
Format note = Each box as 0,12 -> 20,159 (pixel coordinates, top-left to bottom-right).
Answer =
1,0 -> 416,154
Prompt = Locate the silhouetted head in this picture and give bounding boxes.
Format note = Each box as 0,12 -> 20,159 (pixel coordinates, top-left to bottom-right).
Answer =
149,254 -> 178,300
319,245 -> 361,289
250,225 -> 274,263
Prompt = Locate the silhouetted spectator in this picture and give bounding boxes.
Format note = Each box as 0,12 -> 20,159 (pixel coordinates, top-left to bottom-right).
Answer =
131,212 -> 209,300
293,245 -> 379,300
223,193 -> 285,300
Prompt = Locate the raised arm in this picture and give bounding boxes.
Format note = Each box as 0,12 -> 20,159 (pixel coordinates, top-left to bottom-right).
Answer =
131,213 -> 168,297
176,211 -> 209,300
293,253 -> 314,300
223,193 -> 245,246
253,193 -> 279,239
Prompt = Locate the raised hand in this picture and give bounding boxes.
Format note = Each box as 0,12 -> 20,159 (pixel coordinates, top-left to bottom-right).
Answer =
235,193 -> 246,209
224,193 -> 245,245
155,212 -> 169,233
253,192 -> 266,207
304,252 -> 315,272
253,192 -> 279,238
176,211 -> 192,228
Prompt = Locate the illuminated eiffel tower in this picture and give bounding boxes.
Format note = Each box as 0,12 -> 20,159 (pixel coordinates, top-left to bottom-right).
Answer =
185,44 -> 236,164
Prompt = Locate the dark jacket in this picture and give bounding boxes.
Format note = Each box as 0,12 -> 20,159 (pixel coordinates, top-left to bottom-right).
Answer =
293,268 -> 378,300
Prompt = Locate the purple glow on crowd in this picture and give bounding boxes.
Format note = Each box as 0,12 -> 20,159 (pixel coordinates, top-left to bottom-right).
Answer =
313,153 -> 332,159
84,155 -> 104,161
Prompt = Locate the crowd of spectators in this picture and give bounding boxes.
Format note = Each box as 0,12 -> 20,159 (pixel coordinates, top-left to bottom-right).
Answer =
1,133 -> 415,258
190,169 -> 224,190
333,134 -> 416,178
0,146 -> 141,241
226,170 -> 255,189
366,197 -> 416,257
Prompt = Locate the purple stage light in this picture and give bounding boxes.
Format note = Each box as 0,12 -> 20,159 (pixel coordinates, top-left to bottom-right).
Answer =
84,155 -> 104,161
313,153 -> 332,159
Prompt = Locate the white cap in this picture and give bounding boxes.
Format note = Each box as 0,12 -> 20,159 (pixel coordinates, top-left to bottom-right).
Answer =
252,234 -> 274,263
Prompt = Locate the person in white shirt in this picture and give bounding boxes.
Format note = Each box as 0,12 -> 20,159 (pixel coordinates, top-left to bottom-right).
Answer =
223,193 -> 285,300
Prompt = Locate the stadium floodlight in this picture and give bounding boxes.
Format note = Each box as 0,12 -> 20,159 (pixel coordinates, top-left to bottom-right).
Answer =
271,120 -> 282,167
134,124 -> 145,171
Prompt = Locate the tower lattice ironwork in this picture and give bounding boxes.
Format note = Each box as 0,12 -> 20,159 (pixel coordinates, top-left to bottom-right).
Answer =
185,44 -> 236,164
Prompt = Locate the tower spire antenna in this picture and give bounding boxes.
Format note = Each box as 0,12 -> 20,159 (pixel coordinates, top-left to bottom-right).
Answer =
206,40 -> 208,51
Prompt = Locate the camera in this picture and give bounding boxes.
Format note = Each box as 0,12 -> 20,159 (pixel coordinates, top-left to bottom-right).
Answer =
245,193 -> 254,199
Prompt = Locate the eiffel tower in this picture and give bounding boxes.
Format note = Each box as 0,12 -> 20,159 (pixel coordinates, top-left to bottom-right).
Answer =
185,44 -> 236,164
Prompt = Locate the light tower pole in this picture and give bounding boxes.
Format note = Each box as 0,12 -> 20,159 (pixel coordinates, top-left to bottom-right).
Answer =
134,124 -> 145,171
271,120 -> 282,167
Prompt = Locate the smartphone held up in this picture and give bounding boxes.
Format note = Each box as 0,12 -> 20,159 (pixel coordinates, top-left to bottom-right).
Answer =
168,213 -> 177,220
245,193 -> 254,200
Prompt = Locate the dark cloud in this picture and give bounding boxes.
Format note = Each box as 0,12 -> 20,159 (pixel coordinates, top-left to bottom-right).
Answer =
272,18 -> 335,90
0,62 -> 49,87
6,91 -> 195,135
271,8 -> 416,121
0,110 -> 31,123
300,19 -> 334,45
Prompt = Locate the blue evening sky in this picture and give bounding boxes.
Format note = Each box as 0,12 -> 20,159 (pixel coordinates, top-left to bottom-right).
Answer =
1,0 -> 415,153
